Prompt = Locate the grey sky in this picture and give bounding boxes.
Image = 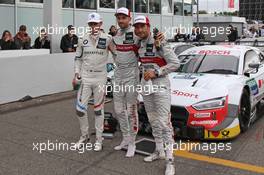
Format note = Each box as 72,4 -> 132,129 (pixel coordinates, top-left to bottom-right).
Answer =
198,0 -> 239,13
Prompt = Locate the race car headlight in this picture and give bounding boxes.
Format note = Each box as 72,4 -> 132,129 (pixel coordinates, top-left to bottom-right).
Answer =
192,97 -> 226,111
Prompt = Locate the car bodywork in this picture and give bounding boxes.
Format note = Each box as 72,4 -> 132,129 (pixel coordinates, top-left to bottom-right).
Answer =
139,45 -> 264,140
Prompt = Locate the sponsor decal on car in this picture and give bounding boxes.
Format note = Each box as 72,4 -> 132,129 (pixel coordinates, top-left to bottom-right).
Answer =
205,126 -> 240,139
259,79 -> 264,88
221,130 -> 230,138
211,131 -> 220,137
246,78 -> 259,96
190,120 -> 218,125
172,90 -> 199,99
198,50 -> 231,55
194,113 -> 211,118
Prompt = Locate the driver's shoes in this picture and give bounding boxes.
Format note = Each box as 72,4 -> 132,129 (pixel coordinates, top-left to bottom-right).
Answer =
144,150 -> 166,162
114,138 -> 129,151
125,143 -> 136,157
73,135 -> 90,150
165,159 -> 175,175
94,140 -> 103,152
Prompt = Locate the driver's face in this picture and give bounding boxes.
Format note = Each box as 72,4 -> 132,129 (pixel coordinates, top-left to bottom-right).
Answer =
134,23 -> 149,39
88,22 -> 102,34
116,14 -> 131,29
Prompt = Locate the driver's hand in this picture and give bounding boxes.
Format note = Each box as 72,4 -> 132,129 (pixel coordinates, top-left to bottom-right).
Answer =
144,70 -> 156,81
156,32 -> 165,42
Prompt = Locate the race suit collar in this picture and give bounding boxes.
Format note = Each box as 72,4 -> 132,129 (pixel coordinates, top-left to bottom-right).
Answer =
120,24 -> 132,32
90,31 -> 101,39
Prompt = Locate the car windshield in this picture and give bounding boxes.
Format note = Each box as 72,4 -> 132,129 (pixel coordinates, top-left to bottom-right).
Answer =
174,45 -> 194,55
178,54 -> 239,75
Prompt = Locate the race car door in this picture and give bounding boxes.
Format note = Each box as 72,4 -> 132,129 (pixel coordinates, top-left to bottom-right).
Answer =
243,50 -> 264,104
257,53 -> 264,100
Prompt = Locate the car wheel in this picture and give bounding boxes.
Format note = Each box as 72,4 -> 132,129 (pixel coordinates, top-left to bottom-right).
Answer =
238,89 -> 251,132
256,101 -> 264,118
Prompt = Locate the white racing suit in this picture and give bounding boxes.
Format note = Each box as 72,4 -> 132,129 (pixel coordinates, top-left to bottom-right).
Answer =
137,35 -> 180,161
112,26 -> 139,144
74,32 -> 113,143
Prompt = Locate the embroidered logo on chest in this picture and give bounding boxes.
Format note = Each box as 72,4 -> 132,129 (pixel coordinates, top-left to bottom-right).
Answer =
82,39 -> 90,47
144,44 -> 155,56
123,32 -> 134,44
97,38 -> 107,49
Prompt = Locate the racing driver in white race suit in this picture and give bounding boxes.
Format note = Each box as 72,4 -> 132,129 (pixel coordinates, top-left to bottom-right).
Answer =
73,12 -> 115,151
112,7 -> 164,157
133,15 -> 180,175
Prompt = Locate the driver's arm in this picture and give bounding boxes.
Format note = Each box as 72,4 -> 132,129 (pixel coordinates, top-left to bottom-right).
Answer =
156,42 -> 181,76
108,36 -> 117,61
74,38 -> 84,77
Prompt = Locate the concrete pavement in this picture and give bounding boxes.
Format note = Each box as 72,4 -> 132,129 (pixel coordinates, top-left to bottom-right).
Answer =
0,92 -> 263,175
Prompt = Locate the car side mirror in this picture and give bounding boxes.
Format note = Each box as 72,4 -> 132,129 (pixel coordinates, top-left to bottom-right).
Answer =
249,63 -> 260,69
249,63 -> 260,73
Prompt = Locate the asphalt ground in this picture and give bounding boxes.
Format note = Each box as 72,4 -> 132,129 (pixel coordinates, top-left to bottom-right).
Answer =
0,91 -> 263,175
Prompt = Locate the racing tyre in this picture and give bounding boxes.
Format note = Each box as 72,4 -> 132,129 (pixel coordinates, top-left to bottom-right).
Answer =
256,101 -> 264,118
238,89 -> 251,132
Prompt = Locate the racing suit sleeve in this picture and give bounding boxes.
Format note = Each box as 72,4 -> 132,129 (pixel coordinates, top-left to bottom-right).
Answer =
157,42 -> 180,77
74,38 -> 83,75
108,37 -> 117,61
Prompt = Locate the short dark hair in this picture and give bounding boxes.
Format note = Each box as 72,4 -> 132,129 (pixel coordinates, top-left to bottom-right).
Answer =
40,28 -> 46,33
68,25 -> 74,30
109,25 -> 116,31
19,25 -> 27,31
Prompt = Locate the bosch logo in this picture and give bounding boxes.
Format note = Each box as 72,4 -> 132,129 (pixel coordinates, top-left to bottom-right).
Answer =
198,50 -> 231,55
